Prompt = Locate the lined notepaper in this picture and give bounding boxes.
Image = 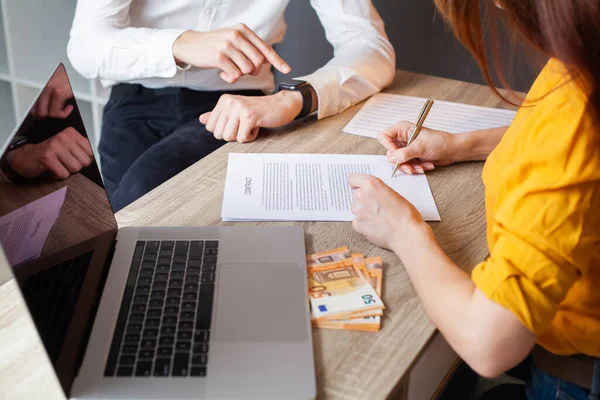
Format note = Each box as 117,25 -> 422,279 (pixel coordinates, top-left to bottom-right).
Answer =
343,93 -> 517,138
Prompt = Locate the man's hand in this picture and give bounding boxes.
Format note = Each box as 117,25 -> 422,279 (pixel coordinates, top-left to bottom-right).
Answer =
32,69 -> 75,119
173,24 -> 290,84
199,90 -> 303,143
6,127 -> 94,180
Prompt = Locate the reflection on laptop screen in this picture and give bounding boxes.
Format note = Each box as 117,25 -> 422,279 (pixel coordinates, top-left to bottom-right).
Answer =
0,64 -> 118,394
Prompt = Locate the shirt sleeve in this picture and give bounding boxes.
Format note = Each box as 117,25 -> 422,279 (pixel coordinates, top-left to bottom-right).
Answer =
472,110 -> 600,336
67,0 -> 185,82
296,0 -> 396,119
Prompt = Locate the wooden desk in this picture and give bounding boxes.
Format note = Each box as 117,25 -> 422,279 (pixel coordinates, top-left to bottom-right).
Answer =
0,71 -> 515,399
117,71 -> 515,399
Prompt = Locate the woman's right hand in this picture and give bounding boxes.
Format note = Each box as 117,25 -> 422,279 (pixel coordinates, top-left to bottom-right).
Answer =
378,121 -> 458,175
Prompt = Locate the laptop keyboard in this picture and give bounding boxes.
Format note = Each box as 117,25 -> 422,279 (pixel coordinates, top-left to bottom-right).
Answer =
22,251 -> 94,363
104,240 -> 217,378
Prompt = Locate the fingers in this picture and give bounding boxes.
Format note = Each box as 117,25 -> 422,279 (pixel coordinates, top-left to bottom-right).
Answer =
236,37 -> 266,72
202,95 -> 262,143
226,47 -> 254,76
40,154 -> 70,180
221,116 -> 240,142
64,127 -> 94,159
422,162 -> 435,171
199,112 -> 211,125
213,113 -> 229,141
205,108 -> 221,135
378,121 -> 414,150
237,118 -> 255,143
250,65 -> 262,76
54,104 -> 74,119
50,137 -> 82,175
394,161 -> 434,175
348,173 -> 379,189
75,131 -> 94,159
66,145 -> 89,170
49,96 -> 72,119
68,132 -> 94,167
215,24 -> 289,83
378,130 -> 400,153
234,24 -> 290,73
387,140 -> 424,165
218,57 -> 243,83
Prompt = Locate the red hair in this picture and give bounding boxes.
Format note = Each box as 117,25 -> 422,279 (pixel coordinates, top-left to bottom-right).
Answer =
434,0 -> 600,120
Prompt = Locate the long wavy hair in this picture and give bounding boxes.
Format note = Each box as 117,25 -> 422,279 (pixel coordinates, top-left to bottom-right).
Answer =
434,0 -> 600,119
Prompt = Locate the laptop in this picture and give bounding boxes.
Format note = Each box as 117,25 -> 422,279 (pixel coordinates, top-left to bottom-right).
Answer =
0,64 -> 316,399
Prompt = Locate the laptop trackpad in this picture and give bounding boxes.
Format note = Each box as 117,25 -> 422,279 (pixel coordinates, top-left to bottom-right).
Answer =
214,263 -> 308,343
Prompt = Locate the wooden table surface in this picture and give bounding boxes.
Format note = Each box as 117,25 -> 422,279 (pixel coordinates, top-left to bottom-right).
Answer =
116,71 -> 515,399
0,70 -> 515,400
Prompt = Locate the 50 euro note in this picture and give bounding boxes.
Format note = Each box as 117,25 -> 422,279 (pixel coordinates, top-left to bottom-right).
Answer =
308,250 -> 381,318
313,257 -> 384,332
308,258 -> 384,320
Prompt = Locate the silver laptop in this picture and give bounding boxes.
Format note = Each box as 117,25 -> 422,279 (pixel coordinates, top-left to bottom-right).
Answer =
0,64 -> 316,399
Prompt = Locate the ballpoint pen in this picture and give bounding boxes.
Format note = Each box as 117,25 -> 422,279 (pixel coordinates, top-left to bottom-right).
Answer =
391,98 -> 435,177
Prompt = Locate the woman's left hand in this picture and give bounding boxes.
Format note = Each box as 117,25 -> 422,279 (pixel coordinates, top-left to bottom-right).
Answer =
349,173 -> 426,251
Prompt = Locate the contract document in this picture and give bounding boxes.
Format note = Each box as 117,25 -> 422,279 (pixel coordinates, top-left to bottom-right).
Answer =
222,153 -> 441,222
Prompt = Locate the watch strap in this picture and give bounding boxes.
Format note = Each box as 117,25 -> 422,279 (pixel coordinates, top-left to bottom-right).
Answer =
278,81 -> 317,120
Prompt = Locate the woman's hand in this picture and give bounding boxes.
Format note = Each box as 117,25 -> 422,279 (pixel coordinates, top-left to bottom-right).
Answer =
378,121 -> 458,175
349,173 -> 429,252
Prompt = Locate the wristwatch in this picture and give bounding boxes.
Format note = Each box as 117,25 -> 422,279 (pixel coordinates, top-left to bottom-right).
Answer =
278,80 -> 318,120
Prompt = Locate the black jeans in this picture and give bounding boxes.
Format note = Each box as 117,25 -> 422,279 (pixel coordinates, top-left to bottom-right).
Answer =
99,84 -> 263,211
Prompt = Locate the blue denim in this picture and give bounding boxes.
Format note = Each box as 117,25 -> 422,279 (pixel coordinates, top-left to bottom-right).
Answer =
526,366 -> 591,400
99,84 -> 263,211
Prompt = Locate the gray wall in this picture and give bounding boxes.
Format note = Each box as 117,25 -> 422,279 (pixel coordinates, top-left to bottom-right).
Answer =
275,0 -> 540,93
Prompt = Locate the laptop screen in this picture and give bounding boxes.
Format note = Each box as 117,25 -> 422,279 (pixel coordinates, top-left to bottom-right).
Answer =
0,64 -> 118,394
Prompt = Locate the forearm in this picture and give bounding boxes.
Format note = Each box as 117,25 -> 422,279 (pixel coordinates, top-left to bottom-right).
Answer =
390,224 -> 535,377
68,26 -> 184,81
452,126 -> 509,162
300,0 -> 395,119
391,225 -> 480,358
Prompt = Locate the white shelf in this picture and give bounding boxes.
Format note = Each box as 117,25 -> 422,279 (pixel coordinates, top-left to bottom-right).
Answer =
13,83 -> 39,121
0,79 -> 14,143
0,1 -> 7,75
4,0 -> 90,95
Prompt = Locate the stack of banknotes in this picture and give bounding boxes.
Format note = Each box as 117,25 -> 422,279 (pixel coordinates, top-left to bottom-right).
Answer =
306,247 -> 384,332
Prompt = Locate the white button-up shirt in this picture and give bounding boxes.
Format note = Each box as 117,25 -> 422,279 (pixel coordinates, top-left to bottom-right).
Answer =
67,0 -> 395,119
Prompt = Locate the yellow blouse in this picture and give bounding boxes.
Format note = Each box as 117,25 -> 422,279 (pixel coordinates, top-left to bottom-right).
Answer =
472,59 -> 600,357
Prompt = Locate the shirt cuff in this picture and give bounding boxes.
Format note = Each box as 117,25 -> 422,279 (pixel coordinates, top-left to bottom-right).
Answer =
295,69 -> 353,120
148,29 -> 188,78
